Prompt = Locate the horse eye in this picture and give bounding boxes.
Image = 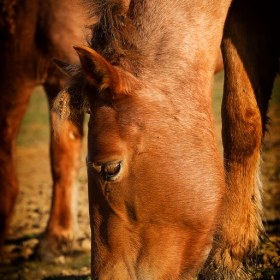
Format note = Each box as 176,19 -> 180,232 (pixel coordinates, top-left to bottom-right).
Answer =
102,162 -> 121,181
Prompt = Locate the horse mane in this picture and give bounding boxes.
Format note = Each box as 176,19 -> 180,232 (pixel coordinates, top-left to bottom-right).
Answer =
54,0 -> 147,131
83,0 -> 144,71
52,63 -> 93,136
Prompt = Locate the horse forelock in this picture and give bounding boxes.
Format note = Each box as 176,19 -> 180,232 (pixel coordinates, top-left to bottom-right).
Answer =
52,64 -> 93,132
82,0 -> 198,79
53,0 -> 145,120
83,0 -> 144,73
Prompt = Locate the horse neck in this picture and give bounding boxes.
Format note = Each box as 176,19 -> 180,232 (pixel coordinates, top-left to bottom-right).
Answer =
131,1 -> 227,84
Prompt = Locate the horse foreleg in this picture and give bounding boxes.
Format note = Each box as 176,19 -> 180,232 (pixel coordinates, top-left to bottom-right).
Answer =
200,1 -> 279,279
35,85 -> 84,260
0,85 -> 33,261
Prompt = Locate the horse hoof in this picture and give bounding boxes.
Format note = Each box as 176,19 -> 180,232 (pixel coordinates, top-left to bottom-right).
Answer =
33,235 -> 73,262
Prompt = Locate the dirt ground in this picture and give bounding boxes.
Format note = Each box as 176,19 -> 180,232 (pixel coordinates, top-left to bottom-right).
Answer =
0,73 -> 279,279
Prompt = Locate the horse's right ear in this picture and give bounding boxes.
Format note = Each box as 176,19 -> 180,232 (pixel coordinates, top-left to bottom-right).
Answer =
52,58 -> 72,76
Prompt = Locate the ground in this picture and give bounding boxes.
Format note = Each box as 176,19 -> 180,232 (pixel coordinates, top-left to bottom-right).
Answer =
0,72 -> 279,279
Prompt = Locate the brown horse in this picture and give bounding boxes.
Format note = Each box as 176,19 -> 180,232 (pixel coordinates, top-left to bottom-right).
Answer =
0,0 -> 91,261
53,0 -> 279,279
0,0 -> 222,264
54,0 -> 228,278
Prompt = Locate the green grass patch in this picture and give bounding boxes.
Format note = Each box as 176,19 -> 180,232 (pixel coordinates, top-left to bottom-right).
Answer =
17,86 -> 50,147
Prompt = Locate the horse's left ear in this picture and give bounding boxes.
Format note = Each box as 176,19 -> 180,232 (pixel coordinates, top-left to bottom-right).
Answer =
52,58 -> 72,76
73,45 -> 131,95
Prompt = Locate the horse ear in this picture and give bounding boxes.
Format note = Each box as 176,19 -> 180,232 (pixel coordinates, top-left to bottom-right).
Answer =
73,45 -> 129,94
52,58 -> 72,76
120,0 -> 131,14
